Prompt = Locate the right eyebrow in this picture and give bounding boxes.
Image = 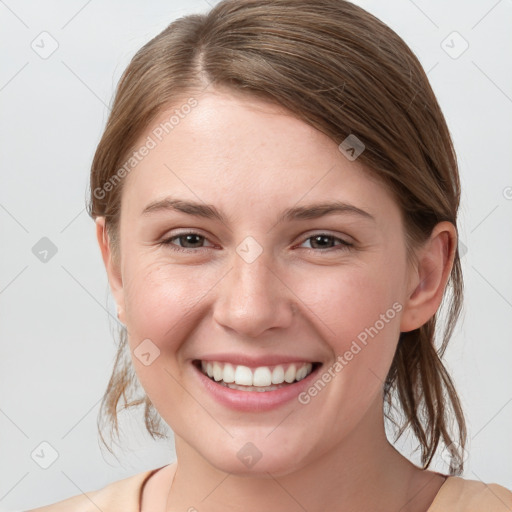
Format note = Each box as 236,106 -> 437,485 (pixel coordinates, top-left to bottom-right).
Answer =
141,198 -> 226,223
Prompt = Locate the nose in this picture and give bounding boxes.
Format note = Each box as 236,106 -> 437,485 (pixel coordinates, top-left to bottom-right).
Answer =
212,249 -> 296,338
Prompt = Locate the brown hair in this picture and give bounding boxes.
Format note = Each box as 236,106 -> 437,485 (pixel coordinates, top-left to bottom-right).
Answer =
88,0 -> 467,474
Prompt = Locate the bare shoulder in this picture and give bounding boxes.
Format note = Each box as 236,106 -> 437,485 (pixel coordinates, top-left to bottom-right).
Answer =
25,490 -> 98,512
26,468 -> 160,512
463,478 -> 512,510
140,462 -> 178,512
429,475 -> 512,511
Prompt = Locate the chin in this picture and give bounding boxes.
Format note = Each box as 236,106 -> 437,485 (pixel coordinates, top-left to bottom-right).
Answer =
200,437 -> 311,477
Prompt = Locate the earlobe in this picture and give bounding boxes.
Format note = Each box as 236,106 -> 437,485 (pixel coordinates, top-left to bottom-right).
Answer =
95,217 -> 125,323
399,221 -> 456,333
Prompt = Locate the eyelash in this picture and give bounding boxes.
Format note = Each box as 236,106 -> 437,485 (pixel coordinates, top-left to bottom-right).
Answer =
159,231 -> 353,254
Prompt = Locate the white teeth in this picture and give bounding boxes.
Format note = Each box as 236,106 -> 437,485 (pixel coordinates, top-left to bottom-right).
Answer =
284,364 -> 297,383
220,382 -> 289,392
296,365 -> 309,381
253,367 -> 272,387
234,365 -> 253,386
271,365 -> 285,384
212,362 -> 223,381
223,363 -> 235,383
199,360 -> 315,387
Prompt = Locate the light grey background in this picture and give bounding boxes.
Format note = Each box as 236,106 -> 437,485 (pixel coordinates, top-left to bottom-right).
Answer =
1,0 -> 511,510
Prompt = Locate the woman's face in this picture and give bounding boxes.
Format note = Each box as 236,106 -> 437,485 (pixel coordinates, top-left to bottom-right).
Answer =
102,89 -> 420,475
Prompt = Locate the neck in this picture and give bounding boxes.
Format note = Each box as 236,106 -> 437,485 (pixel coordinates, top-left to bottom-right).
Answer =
166,396 -> 438,512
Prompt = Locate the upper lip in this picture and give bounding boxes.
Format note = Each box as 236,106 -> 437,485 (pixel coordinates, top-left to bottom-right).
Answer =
193,353 -> 321,368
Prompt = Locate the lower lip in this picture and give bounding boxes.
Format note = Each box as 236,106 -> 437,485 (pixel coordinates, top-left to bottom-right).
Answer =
191,361 -> 322,412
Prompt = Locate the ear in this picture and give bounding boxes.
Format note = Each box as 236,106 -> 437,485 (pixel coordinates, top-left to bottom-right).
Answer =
400,221 -> 457,333
95,217 -> 126,324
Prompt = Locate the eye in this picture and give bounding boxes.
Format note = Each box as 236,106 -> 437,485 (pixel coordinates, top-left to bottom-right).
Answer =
159,231 -> 353,254
160,231 -> 215,252
298,233 -> 353,253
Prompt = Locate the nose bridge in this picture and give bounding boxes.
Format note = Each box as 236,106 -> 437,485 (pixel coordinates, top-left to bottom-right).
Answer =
213,240 -> 293,337
233,249 -> 273,301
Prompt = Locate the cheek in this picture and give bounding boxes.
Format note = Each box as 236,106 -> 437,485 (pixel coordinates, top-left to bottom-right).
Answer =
123,260 -> 206,345
293,258 -> 403,373
304,258 -> 401,320
120,259 -> 209,416
291,262 -> 403,429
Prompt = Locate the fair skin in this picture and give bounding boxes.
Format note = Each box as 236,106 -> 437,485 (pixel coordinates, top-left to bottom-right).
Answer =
96,88 -> 455,512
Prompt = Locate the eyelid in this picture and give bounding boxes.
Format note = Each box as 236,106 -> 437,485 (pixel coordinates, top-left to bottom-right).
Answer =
160,229 -> 354,253
160,229 -> 216,249
296,229 -> 354,245
295,232 -> 354,253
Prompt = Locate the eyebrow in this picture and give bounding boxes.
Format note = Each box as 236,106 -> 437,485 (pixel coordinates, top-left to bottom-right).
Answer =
141,197 -> 376,223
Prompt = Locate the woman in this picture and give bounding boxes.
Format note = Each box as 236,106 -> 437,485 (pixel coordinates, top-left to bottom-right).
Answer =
28,0 -> 512,510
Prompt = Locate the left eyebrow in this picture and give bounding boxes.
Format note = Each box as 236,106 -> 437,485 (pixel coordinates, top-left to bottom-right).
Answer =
278,201 -> 376,223
141,197 -> 376,224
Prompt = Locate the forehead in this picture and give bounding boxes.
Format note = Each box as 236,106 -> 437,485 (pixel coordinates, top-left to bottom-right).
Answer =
120,89 -> 398,225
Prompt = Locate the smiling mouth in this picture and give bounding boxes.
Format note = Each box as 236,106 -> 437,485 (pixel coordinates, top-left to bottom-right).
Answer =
193,359 -> 322,392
